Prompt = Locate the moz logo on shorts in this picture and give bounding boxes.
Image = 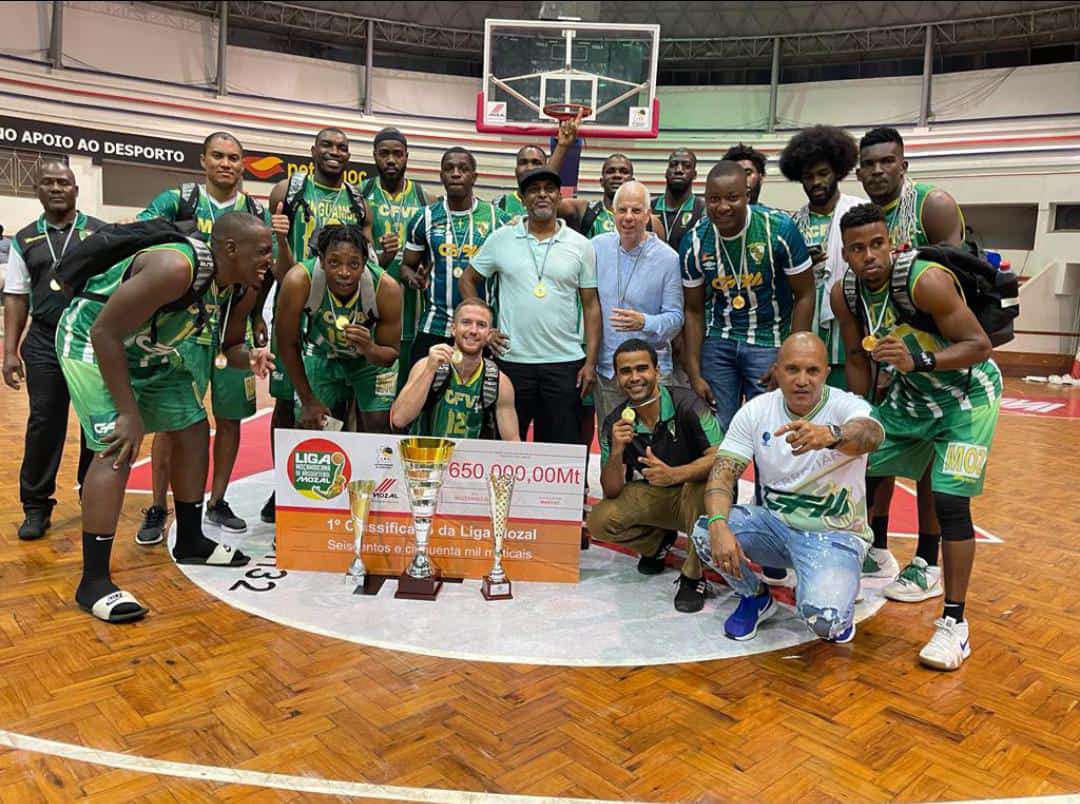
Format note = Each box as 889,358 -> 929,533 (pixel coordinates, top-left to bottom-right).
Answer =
943,442 -> 988,481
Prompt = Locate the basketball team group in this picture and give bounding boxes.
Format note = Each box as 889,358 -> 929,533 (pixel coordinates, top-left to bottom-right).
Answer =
3,113 -> 1006,672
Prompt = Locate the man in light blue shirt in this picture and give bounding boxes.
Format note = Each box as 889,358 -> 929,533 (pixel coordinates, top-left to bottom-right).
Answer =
461,167 -> 600,445
591,180 -> 684,426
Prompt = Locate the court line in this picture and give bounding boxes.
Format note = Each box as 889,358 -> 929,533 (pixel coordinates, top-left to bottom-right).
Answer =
0,728 -> 627,803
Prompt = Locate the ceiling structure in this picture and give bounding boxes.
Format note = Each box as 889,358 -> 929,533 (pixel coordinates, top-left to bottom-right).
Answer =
152,1 -> 1080,76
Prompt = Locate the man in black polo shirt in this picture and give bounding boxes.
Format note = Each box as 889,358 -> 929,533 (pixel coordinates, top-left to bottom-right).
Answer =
587,338 -> 722,613
2,160 -> 99,540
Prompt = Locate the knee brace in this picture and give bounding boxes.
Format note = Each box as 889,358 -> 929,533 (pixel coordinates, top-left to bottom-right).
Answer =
933,492 -> 974,542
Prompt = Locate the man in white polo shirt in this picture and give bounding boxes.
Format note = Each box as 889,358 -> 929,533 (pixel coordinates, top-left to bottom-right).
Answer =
460,167 -> 600,445
689,332 -> 884,643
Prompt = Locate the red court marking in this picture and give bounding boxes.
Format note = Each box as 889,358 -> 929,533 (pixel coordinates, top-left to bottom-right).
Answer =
999,393 -> 1080,418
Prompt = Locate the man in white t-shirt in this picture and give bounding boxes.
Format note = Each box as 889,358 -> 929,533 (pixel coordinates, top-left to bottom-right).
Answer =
690,332 -> 884,643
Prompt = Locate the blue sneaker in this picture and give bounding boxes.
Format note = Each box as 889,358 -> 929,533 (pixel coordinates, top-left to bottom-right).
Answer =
826,622 -> 856,644
724,588 -> 775,641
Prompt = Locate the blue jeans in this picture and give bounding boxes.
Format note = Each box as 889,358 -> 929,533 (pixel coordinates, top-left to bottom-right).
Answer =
700,337 -> 778,430
690,505 -> 868,640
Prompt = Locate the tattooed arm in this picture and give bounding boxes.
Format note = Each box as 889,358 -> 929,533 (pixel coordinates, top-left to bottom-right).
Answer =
773,416 -> 884,457
704,452 -> 750,520
837,417 -> 885,456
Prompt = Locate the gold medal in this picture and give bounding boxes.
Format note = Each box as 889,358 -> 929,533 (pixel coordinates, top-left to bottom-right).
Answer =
451,349 -> 464,365
452,267 -> 463,279
335,315 -> 351,331
620,407 -> 636,424
49,279 -> 62,292
731,294 -> 746,310
862,335 -> 878,352
214,353 -> 228,370
534,283 -> 547,299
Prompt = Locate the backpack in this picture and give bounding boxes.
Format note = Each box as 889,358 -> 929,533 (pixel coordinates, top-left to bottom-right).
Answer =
842,244 -> 1019,347
175,182 -> 265,223
52,219 -> 220,340
303,256 -> 380,335
282,172 -> 368,257
420,358 -> 501,439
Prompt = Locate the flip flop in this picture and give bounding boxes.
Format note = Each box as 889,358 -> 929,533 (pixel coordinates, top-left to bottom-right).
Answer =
174,542 -> 250,567
79,590 -> 149,624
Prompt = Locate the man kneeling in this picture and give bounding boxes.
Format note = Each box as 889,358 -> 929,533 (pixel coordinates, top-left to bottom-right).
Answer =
691,332 -> 884,642
588,338 -> 721,613
390,298 -> 518,439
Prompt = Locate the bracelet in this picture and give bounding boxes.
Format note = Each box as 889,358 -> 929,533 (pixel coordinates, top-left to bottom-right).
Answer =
911,350 -> 937,372
706,513 -> 727,525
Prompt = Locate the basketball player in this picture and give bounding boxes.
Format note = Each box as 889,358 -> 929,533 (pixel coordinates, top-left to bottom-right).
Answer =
274,224 -> 402,432
652,148 -> 704,251
855,126 -> 964,591
57,212 -> 273,622
260,127 -> 374,523
391,298 -> 519,440
400,147 -> 509,371
832,203 -> 1000,670
362,127 -> 426,391
135,131 -> 271,545
779,125 -> 864,390
723,143 -> 768,206
493,117 -> 576,224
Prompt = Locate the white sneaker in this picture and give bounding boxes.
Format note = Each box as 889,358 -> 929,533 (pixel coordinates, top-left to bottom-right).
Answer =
883,557 -> 944,602
919,616 -> 971,671
861,546 -> 900,578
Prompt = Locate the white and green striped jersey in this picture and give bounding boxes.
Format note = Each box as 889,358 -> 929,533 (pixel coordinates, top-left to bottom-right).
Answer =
862,258 -> 1002,419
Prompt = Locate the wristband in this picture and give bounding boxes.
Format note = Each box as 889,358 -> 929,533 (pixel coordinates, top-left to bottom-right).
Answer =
706,513 -> 727,525
911,350 -> 937,372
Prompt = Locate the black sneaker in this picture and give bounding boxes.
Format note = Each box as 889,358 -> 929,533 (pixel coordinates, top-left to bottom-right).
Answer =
18,510 -> 51,541
674,573 -> 707,613
135,505 -> 169,546
206,498 -> 247,534
637,531 -> 677,575
260,493 -> 275,524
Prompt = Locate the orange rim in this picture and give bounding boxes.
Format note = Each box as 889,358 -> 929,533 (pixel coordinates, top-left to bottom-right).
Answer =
542,103 -> 591,121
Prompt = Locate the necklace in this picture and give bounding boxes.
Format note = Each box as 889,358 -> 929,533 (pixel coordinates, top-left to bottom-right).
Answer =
660,195 -> 691,240
528,224 -> 557,298
616,237 -> 649,306
44,218 -> 77,270
327,279 -> 362,333
444,199 -> 474,280
211,282 -> 235,370
713,220 -> 750,311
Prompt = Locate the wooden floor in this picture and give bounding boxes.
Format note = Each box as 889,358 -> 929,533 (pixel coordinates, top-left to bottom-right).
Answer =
0,376 -> 1077,802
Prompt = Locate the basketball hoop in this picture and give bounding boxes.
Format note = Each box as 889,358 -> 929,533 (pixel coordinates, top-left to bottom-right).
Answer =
543,102 -> 592,122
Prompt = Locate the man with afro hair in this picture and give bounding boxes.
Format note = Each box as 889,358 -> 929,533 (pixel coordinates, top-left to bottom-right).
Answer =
779,125 -> 865,390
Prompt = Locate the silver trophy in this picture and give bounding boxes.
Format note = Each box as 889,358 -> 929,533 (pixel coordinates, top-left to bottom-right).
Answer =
396,437 -> 456,600
482,471 -> 515,600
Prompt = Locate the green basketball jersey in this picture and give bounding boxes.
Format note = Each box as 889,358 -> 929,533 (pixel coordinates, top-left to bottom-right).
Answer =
414,361 -> 488,439
299,256 -> 387,361
587,202 -> 615,238
861,258 -> 1002,419
493,191 -> 527,225
57,242 -> 228,370
138,185 -> 270,346
881,181 -> 966,252
363,178 -> 426,340
288,177 -> 364,262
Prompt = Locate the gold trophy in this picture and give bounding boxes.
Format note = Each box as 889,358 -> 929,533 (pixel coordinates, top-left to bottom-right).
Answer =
346,479 -> 386,595
482,471 -> 515,600
396,437 -> 456,600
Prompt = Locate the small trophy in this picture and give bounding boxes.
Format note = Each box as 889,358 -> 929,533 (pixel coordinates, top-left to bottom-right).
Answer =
396,436 -> 456,600
482,471 -> 515,600
346,479 -> 385,595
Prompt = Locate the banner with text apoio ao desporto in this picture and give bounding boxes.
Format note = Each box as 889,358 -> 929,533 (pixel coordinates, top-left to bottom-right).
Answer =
273,430 -> 587,582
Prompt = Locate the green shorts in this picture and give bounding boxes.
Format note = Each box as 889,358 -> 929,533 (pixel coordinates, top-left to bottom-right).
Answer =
298,352 -> 398,415
269,327 -> 295,401
869,399 -> 1000,497
60,356 -> 208,452
178,341 -> 256,421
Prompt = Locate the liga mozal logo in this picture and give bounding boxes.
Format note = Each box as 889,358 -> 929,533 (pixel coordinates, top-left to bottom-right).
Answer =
288,438 -> 351,501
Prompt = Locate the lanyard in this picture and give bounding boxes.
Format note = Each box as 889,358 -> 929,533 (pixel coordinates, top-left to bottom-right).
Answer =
44,221 -> 77,269
660,196 -> 692,241
860,286 -> 890,338
327,283 -> 361,328
444,200 -> 474,277
712,222 -> 749,295
528,230 -> 556,288
616,237 -> 649,306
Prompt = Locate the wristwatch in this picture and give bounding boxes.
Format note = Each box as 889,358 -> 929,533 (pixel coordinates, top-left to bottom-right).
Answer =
826,424 -> 844,449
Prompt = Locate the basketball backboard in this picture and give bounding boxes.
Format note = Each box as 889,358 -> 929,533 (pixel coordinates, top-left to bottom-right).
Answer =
477,19 -> 660,139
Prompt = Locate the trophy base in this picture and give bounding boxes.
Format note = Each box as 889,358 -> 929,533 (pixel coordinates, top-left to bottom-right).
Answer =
352,574 -> 390,596
481,576 -> 513,601
395,571 -> 443,601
